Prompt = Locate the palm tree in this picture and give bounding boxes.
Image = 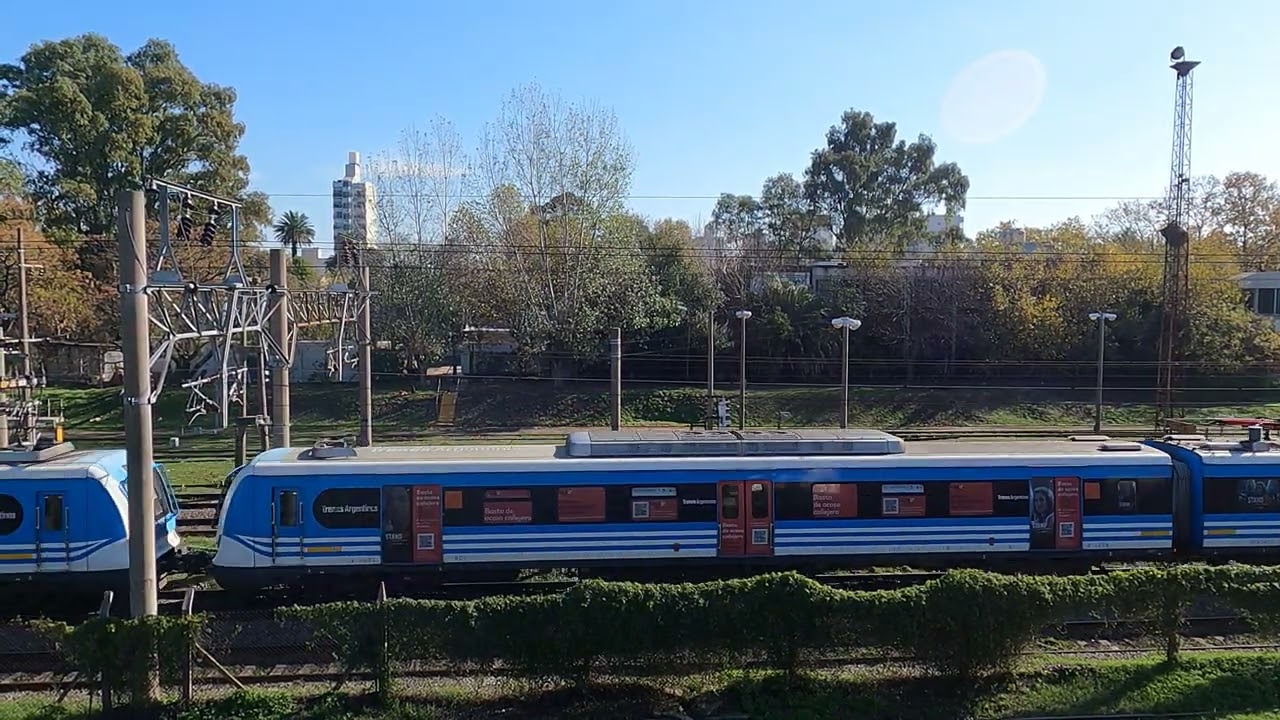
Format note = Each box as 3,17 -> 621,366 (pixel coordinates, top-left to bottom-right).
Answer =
273,211 -> 315,258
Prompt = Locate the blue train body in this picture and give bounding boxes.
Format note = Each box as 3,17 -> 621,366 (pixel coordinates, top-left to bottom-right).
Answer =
212,430 -> 1195,589
0,442 -> 183,589
1147,434 -> 1280,556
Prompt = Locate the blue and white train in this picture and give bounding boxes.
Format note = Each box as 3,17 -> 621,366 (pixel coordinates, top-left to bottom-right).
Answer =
211,428 -> 1227,590
0,441 -> 183,590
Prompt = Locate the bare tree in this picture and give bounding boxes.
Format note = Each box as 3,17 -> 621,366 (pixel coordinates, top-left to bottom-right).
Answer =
366,116 -> 467,252
458,84 -> 661,376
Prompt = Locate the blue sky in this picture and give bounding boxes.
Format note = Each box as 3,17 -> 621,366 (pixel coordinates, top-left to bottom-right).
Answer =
3,0 -> 1277,253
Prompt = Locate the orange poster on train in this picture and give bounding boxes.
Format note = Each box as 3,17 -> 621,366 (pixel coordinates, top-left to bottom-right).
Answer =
812,483 -> 857,518
1053,477 -> 1082,550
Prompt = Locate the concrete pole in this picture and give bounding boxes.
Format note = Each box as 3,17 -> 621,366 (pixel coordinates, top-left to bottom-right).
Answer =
610,328 -> 621,431
1094,314 -> 1107,434
117,190 -> 158,621
357,258 -> 373,447
705,310 -> 714,430
268,250 -> 291,448
16,229 -> 32,444
0,326 -> 8,449
737,314 -> 748,430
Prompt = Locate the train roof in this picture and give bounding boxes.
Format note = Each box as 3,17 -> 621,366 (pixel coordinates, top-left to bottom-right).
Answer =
244,430 -> 1171,477
1153,434 -> 1280,465
0,443 -> 128,481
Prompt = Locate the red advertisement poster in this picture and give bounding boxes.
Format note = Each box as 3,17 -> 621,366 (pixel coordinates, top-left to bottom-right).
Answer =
812,483 -> 857,518
412,485 -> 442,563
882,494 -> 925,517
1053,477 -> 1082,550
949,482 -> 993,516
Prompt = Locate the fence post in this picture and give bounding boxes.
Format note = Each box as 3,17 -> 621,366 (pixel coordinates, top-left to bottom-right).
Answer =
181,588 -> 195,703
97,591 -> 113,713
375,581 -> 390,704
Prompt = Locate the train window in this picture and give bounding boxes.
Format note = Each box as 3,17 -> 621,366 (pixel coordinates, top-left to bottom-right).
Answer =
1213,477 -> 1280,513
721,484 -> 740,520
42,495 -> 64,531
993,482 -> 1031,517
558,487 -> 605,523
313,488 -> 380,529
0,494 -> 20,535
1137,478 -> 1173,514
775,483 -> 813,520
750,483 -> 769,519
278,490 -> 299,528
677,484 -> 718,523
1116,480 -> 1138,513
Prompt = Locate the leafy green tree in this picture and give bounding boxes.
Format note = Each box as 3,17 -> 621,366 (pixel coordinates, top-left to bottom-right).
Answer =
0,34 -> 270,244
803,109 -> 968,248
273,211 -> 315,258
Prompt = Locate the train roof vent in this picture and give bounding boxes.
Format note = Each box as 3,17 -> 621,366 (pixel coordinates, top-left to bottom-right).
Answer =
0,442 -> 77,464
1069,434 -> 1110,442
564,428 -> 905,458
1097,441 -> 1143,452
735,429 -> 905,456
301,438 -> 358,460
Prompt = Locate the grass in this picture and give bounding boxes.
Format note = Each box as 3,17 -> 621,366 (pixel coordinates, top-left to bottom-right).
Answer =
44,380 -> 1280,442
7,652 -> 1280,719
164,460 -> 234,489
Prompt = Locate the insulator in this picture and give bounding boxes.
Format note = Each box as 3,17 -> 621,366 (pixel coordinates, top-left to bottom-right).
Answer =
200,203 -> 221,247
177,214 -> 195,241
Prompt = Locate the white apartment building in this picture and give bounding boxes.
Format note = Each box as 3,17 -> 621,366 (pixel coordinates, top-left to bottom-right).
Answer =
332,151 -> 377,261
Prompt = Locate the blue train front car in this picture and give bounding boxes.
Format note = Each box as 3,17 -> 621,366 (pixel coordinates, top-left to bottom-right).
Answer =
0,441 -> 183,592
1148,428 -> 1280,557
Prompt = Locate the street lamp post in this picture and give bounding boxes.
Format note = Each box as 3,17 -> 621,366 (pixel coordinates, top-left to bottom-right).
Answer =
830,317 -> 862,429
735,310 -> 752,430
1088,311 -> 1117,433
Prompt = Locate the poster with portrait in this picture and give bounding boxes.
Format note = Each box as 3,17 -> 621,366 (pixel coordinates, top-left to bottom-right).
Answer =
1029,478 -> 1056,550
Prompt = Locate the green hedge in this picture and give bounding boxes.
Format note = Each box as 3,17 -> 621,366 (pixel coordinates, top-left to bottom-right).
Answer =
31,565 -> 1280,705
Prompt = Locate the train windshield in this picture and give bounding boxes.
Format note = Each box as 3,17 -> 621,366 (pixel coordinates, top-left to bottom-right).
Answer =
152,465 -> 178,519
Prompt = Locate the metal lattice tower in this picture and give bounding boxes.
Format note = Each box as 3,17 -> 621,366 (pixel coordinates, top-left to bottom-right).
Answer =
1155,47 -> 1200,427
144,179 -> 361,432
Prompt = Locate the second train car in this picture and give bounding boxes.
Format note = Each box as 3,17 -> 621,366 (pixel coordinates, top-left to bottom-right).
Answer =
211,429 -> 1189,589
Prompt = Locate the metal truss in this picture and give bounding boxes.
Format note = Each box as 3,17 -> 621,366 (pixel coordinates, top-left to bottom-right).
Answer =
144,179 -> 362,432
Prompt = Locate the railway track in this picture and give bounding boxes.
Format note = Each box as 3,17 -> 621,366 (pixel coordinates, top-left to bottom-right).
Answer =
1,640 -> 1275,695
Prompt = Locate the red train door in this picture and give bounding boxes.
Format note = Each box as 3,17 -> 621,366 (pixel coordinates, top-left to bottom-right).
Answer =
717,480 -> 774,557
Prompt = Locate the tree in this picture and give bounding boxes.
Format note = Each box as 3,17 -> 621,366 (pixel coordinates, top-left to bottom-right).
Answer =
803,110 -> 969,248
366,116 -> 466,245
273,211 -> 315,258
1212,171 -> 1280,271
0,34 -> 270,245
455,84 -> 669,377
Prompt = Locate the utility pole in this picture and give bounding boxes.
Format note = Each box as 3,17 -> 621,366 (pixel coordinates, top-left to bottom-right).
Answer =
268,250 -> 291,448
735,310 -> 752,430
831,317 -> 862,430
1090,312 -> 1117,434
357,254 -> 373,447
610,328 -> 621,431
0,325 -> 9,450
705,310 -> 715,430
15,229 -> 33,444
118,190 -> 158,623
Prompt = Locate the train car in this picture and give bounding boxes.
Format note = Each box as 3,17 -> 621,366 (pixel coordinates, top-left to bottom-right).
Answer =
211,429 -> 1178,590
1147,427 -> 1280,558
0,441 -> 183,591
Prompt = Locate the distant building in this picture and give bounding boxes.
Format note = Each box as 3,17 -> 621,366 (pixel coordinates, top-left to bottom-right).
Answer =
332,151 -> 377,262
925,213 -> 964,236
1236,271 -> 1280,331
